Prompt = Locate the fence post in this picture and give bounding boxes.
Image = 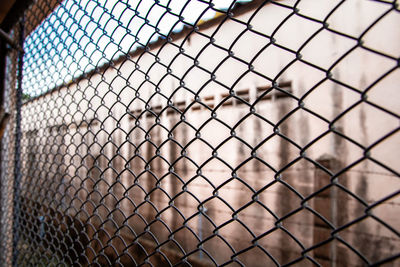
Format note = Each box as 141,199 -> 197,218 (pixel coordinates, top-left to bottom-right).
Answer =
12,18 -> 24,267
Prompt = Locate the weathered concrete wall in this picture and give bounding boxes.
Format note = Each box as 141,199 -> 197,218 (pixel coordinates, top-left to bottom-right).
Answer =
20,0 -> 399,266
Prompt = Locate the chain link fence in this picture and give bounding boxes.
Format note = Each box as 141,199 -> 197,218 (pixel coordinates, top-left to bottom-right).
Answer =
0,0 -> 399,266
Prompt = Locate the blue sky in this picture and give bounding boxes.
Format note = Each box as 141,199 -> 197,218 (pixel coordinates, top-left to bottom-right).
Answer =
22,0 -> 251,97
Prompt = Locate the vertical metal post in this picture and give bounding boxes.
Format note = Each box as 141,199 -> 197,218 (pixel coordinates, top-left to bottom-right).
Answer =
12,18 -> 24,267
0,38 -> 6,267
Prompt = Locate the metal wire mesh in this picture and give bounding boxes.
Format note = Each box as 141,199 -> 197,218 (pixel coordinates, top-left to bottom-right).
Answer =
1,0 -> 399,266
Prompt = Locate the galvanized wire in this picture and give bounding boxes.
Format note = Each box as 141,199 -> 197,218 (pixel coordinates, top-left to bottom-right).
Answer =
1,0 -> 399,266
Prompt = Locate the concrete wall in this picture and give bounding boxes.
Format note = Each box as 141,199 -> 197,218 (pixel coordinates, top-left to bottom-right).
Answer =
20,0 -> 400,266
